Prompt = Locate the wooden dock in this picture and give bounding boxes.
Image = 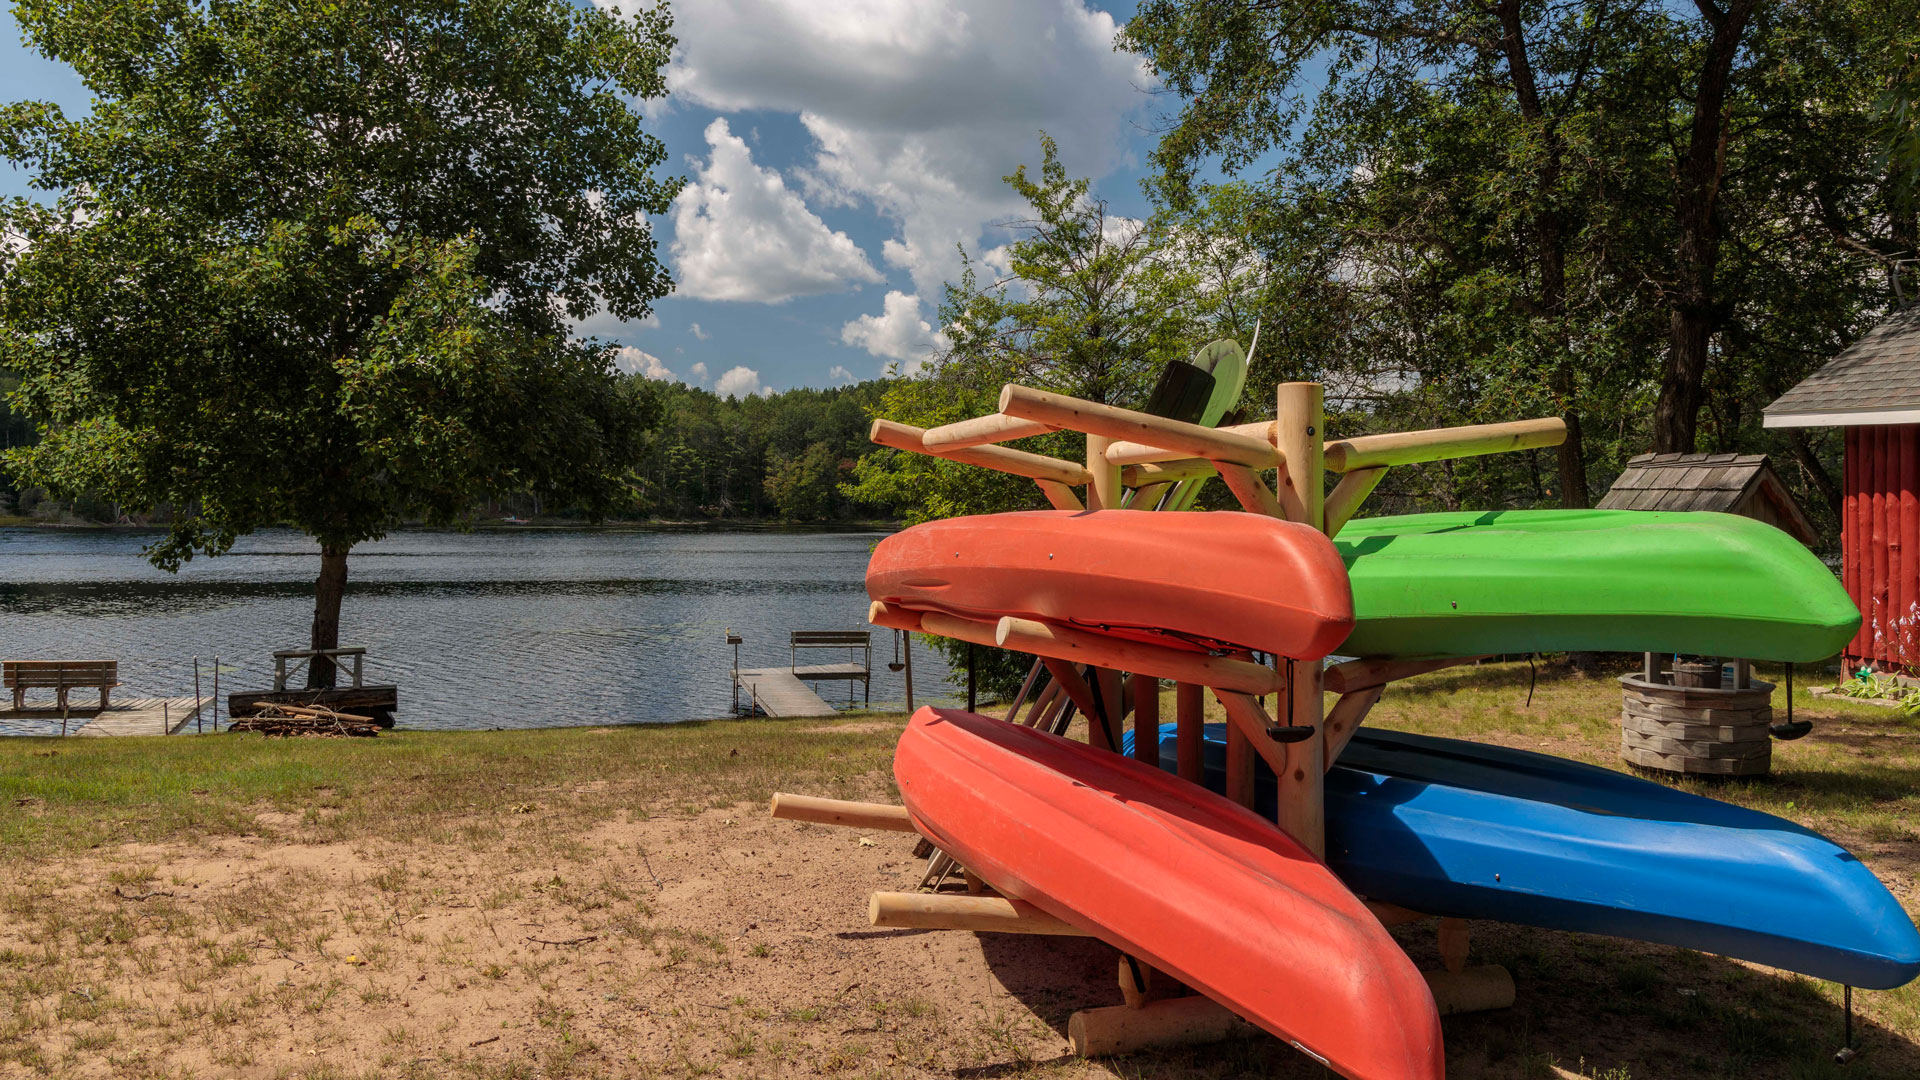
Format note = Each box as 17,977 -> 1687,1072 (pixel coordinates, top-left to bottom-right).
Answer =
0,696 -> 215,737
734,665 -> 866,717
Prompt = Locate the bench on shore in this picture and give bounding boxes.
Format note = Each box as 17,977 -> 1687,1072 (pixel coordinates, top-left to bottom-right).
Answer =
790,631 -> 872,706
4,659 -> 120,713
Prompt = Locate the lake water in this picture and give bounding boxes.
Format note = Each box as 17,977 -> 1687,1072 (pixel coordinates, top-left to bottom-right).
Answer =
0,526 -> 956,735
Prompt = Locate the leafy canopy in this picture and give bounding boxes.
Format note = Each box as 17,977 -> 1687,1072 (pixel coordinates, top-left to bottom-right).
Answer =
0,0 -> 678,566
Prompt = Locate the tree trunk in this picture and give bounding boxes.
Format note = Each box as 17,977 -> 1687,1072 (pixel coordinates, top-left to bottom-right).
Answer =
1652,0 -> 1756,453
1654,308 -> 1713,452
307,546 -> 350,689
1556,408 -> 1589,508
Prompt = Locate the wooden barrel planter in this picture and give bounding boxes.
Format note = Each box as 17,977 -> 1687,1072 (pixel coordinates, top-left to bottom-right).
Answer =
1620,665 -> 1774,777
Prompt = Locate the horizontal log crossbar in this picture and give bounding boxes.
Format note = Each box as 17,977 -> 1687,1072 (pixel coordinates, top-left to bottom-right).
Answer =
1323,417 -> 1566,473
869,419 -> 1089,486
999,385 -> 1284,470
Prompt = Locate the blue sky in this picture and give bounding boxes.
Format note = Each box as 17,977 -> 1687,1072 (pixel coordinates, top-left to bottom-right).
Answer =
0,0 -> 1166,397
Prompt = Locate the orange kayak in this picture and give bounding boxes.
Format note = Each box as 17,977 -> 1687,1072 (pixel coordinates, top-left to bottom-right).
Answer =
896,707 -> 1443,1080
867,511 -> 1355,661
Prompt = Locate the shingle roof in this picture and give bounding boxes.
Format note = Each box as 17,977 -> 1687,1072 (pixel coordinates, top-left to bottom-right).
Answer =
1597,452 -> 1818,546
1765,304 -> 1920,420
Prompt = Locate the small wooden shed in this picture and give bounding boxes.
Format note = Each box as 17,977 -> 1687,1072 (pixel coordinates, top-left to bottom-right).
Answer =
1595,452 -> 1817,546
1764,304 -> 1920,670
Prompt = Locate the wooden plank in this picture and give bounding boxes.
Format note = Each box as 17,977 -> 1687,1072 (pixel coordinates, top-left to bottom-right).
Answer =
731,669 -> 840,718
229,685 -> 397,717
70,696 -> 208,737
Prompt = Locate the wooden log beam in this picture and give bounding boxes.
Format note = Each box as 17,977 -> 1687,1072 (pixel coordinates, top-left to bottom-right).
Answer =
1273,383 -> 1326,859
1107,420 -> 1275,466
1119,458 -> 1216,487
1000,385 -> 1284,470
1035,479 -> 1084,511
922,412 -> 1054,451
870,419 -> 1090,486
1212,690 -> 1294,792
1133,675 -> 1160,765
1322,686 -> 1385,769
1175,682 -> 1204,782
995,617 -> 1282,697
770,793 -> 917,833
1324,656 -> 1487,695
1325,466 -> 1387,536
1069,995 -> 1253,1057
868,891 -> 1082,936
1213,463 -> 1284,518
1323,417 -> 1565,473
1087,434 -> 1123,510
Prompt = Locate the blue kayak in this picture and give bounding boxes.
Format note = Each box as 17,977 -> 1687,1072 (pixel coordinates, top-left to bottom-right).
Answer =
1126,724 -> 1920,989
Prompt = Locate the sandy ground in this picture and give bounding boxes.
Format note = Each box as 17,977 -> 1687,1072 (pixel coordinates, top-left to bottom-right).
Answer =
4,779 -> 1917,1079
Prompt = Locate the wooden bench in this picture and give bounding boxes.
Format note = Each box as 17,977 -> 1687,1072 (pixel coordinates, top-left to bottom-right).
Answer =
4,660 -> 120,713
790,631 -> 872,706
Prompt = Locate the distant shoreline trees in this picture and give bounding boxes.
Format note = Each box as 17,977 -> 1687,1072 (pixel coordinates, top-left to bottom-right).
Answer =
0,0 -> 678,685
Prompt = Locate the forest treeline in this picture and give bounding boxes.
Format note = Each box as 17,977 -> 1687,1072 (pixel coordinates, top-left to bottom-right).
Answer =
0,375 -> 912,525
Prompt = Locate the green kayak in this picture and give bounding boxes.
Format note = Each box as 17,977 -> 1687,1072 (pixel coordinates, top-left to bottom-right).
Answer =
1336,510 -> 1858,661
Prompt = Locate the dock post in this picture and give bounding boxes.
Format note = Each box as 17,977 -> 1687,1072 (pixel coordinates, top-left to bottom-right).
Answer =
904,633 -> 914,713
194,657 -> 203,734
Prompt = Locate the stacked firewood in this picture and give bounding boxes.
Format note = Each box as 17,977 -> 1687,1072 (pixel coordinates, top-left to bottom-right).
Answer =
227,703 -> 381,737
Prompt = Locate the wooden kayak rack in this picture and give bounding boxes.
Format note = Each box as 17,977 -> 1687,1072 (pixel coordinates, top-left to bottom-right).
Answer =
784,375 -> 1562,1060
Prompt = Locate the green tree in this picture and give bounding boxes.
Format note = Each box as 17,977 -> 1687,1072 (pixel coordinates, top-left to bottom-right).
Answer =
848,135 -> 1213,528
0,0 -> 676,683
1123,0 -> 1919,518
847,137 -> 1217,696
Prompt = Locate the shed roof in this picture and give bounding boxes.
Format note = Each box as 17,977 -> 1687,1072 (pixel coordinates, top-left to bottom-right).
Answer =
1764,304 -> 1920,428
1596,452 -> 1818,546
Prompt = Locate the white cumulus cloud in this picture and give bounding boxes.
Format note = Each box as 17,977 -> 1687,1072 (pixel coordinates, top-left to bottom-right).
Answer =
714,364 -> 768,399
689,321 -> 710,340
669,118 -> 883,303
689,362 -> 710,385
650,0 -> 1154,298
841,290 -> 949,375
828,365 -> 856,383
613,346 -> 676,380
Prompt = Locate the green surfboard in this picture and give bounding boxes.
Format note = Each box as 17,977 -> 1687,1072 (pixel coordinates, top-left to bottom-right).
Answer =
1335,510 -> 1859,662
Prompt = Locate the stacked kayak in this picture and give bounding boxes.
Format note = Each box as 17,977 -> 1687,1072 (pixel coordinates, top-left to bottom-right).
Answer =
898,707 -> 1444,1080
1126,723 -> 1920,989
1337,510 -> 1860,661
868,509 -> 1355,660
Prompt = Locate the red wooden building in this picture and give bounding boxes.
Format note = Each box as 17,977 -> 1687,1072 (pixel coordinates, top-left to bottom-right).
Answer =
1765,304 -> 1920,670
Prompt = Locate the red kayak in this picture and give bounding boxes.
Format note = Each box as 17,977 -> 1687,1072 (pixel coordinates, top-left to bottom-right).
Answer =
867,510 -> 1354,661
896,707 -> 1443,1080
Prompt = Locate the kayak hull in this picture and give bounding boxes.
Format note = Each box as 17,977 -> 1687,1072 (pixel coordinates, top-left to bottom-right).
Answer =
897,707 -> 1443,1080
869,511 -> 1355,660
1130,724 -> 1920,989
1337,510 -> 1859,661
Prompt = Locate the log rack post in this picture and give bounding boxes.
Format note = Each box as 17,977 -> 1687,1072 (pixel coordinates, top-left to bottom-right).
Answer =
1274,382 -> 1327,858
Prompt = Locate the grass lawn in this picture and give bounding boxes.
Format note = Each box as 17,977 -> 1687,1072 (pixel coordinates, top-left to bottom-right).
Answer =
0,660 -> 1915,1078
